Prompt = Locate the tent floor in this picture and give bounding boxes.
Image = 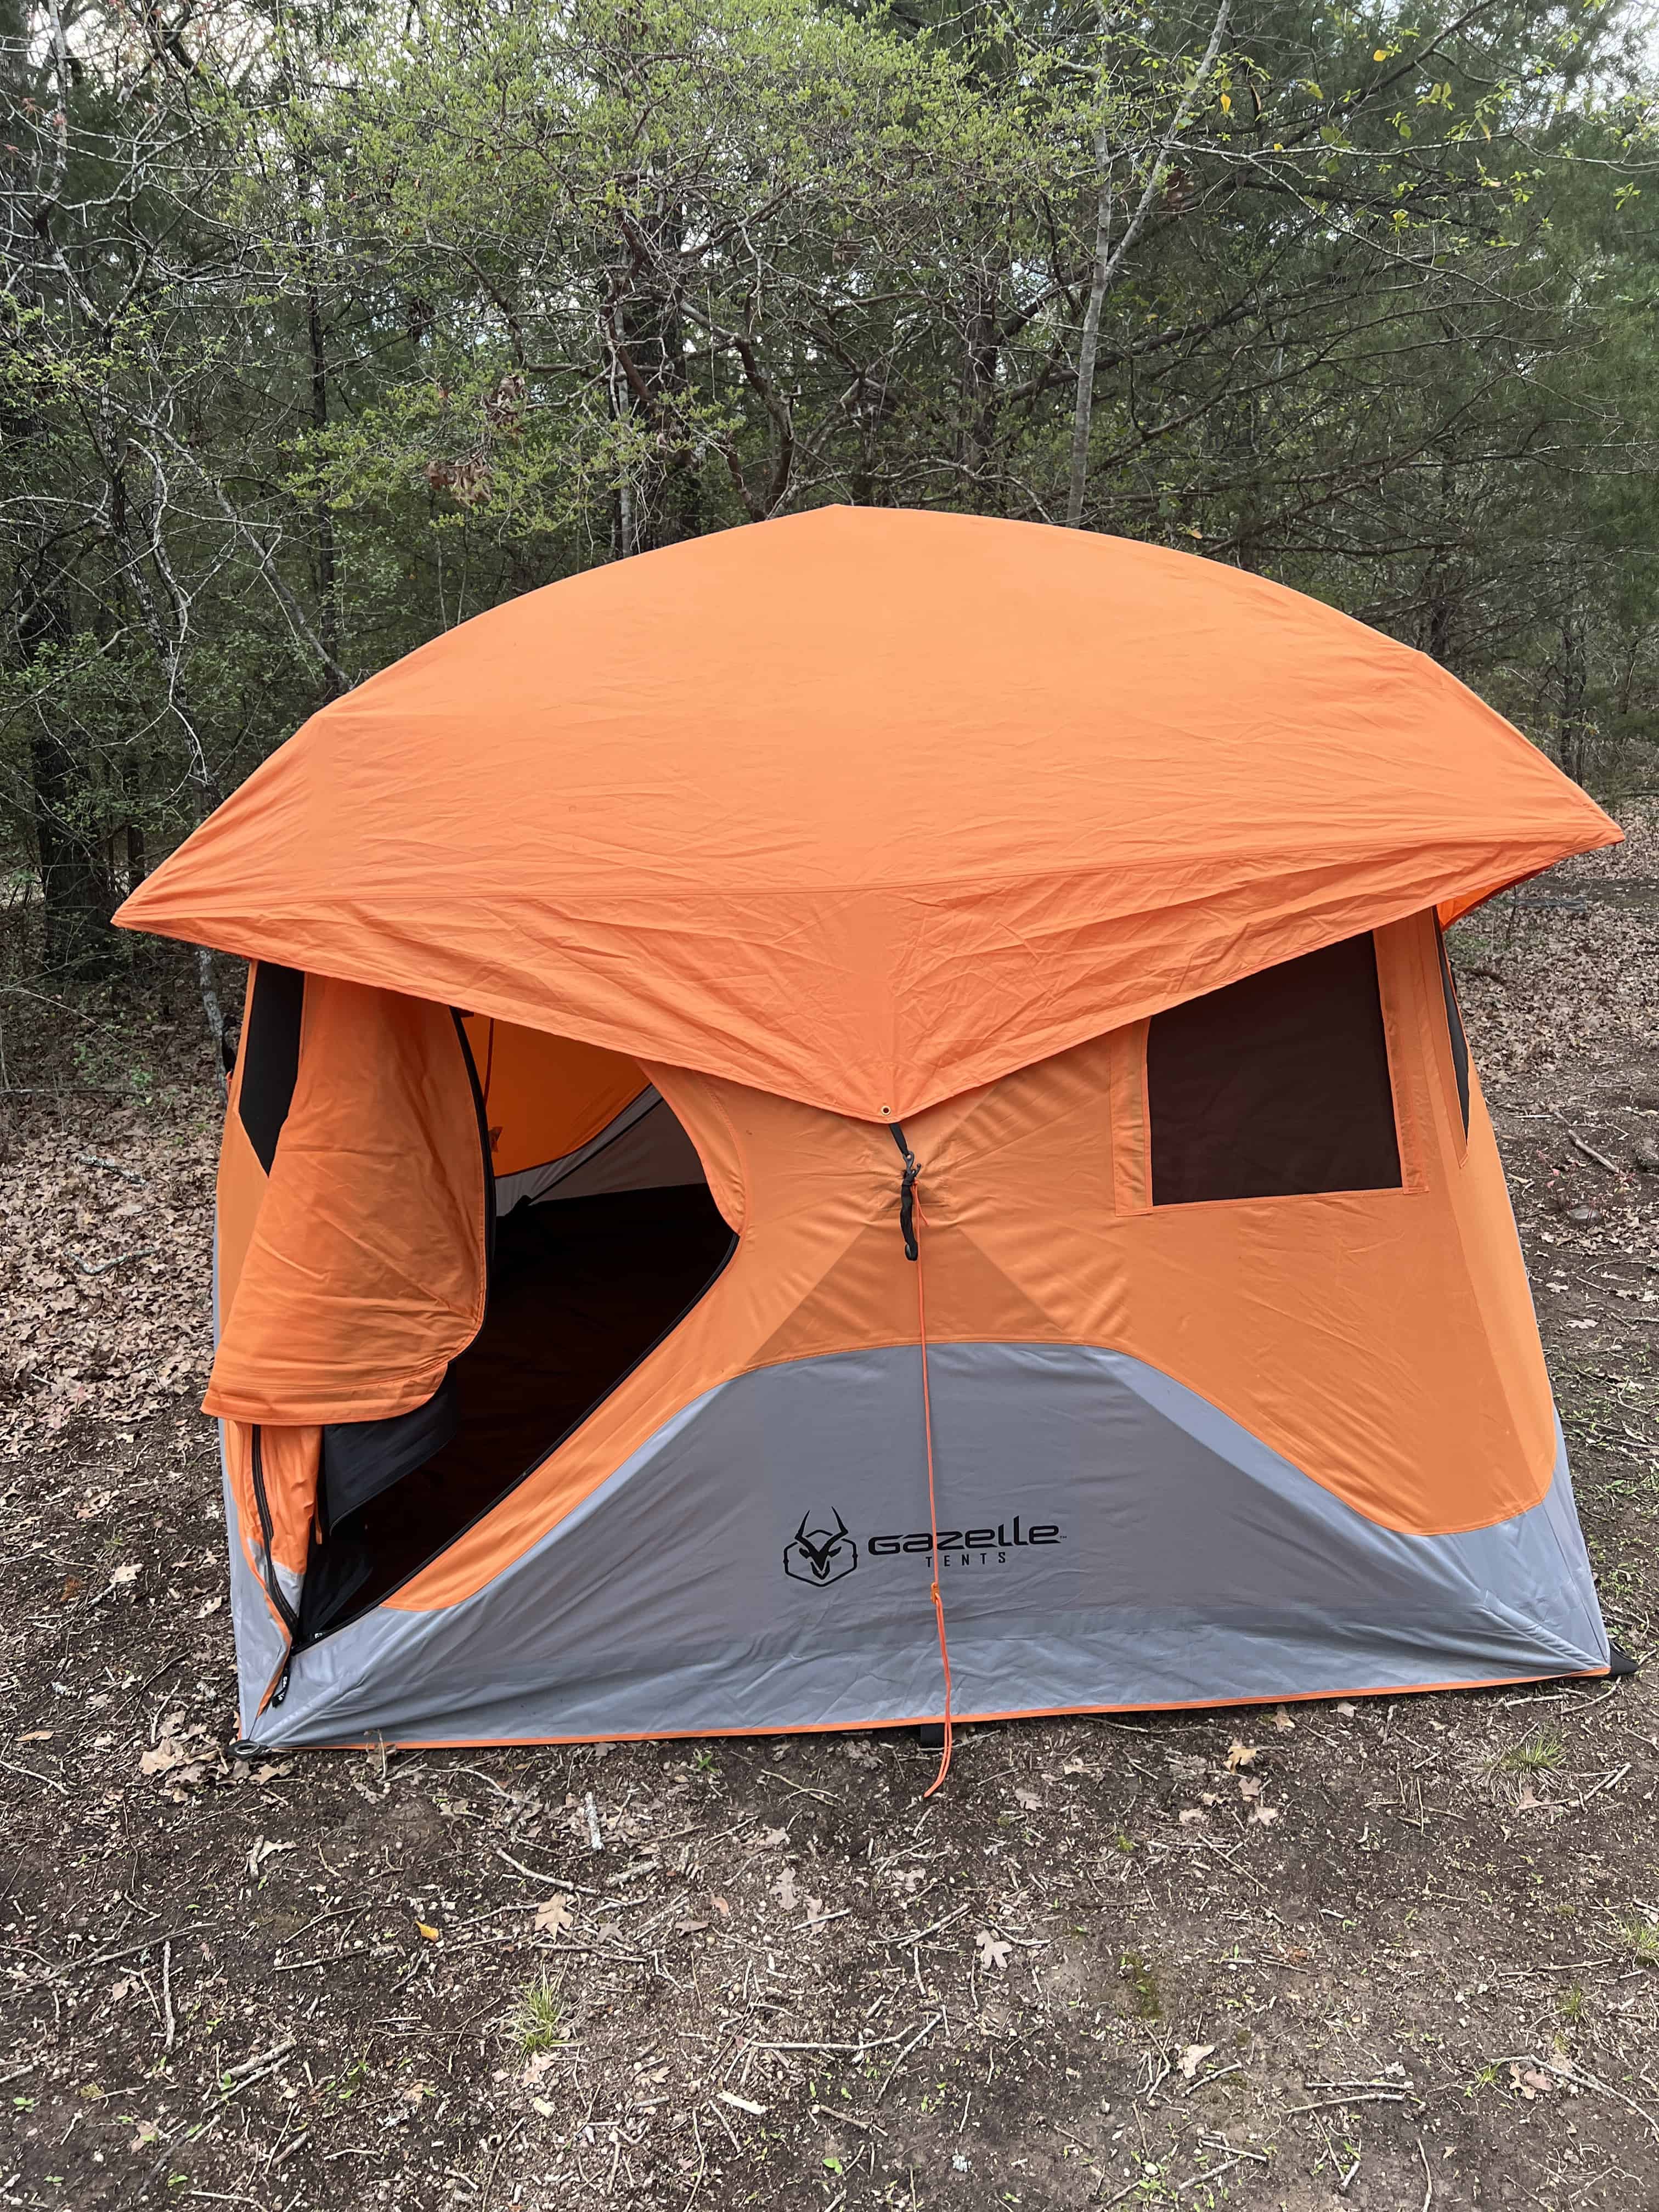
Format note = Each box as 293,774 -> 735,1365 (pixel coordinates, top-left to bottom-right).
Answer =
296,1184 -> 736,1643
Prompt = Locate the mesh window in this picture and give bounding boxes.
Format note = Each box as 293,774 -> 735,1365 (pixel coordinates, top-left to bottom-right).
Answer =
1148,933 -> 1401,1205
237,962 -> 304,1173
1435,923 -> 1471,1136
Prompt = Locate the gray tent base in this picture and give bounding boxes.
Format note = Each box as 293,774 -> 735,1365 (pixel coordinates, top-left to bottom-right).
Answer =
226,1343 -> 1611,1750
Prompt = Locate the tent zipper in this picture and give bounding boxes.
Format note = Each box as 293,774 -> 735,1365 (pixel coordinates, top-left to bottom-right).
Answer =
250,1424 -> 301,1706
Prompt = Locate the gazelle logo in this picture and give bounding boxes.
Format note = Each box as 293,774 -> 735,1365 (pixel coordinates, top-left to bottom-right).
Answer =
783,1508 -> 857,1588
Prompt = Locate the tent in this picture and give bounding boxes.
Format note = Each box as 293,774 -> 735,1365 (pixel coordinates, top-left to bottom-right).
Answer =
117,506 -> 1623,1753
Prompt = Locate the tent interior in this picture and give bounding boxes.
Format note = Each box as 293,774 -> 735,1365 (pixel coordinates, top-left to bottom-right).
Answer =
273,1000 -> 737,1643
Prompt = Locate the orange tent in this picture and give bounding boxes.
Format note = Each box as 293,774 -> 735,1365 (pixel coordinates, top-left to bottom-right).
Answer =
118,509 -> 1622,1750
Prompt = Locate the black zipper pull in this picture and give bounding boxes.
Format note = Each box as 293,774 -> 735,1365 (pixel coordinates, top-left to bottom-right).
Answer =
889,1122 -> 920,1262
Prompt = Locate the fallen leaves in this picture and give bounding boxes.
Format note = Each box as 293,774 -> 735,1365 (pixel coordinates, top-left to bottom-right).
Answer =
974,1930 -> 1012,1972
138,1713 -> 221,1798
0,1111 -> 215,1459
1178,2042 -> 1217,2080
1224,1740 -> 1259,1771
534,1894 -> 574,1939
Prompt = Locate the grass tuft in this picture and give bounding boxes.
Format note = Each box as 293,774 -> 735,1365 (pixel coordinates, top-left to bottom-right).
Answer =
1619,1912 -> 1659,1963
1497,1727 -> 1566,1774
507,1972 -> 565,2056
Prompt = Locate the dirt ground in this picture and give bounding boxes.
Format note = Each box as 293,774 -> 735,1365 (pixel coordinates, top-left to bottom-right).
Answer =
4,825 -> 1659,2212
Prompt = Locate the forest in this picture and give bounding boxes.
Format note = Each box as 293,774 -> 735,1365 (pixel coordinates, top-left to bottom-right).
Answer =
3,0 -> 1657,1000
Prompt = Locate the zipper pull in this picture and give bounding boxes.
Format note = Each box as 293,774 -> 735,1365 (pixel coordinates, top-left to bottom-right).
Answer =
889,1122 -> 920,1262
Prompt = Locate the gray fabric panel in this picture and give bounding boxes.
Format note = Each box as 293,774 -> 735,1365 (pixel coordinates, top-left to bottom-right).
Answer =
241,1344 -> 1609,1748
219,1421 -> 292,1738
494,1088 -> 705,1212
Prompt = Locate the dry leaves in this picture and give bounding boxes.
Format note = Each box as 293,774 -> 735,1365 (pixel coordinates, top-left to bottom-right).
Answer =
1178,2042 -> 1216,2080
0,1112 -> 214,1456
534,1894 -> 574,1939
975,1930 -> 1012,1972
138,1713 -> 221,1798
1224,1740 -> 1259,1771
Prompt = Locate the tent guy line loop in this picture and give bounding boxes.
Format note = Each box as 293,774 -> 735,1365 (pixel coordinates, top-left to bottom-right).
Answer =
889,1122 -> 952,1796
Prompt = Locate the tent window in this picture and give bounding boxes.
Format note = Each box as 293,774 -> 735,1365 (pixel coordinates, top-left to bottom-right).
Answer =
1435,922 -> 1471,1135
295,1069 -> 735,1644
1148,933 -> 1401,1205
238,962 -> 304,1173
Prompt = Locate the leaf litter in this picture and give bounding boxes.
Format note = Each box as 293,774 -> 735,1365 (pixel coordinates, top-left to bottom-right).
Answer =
3,863 -> 1659,2207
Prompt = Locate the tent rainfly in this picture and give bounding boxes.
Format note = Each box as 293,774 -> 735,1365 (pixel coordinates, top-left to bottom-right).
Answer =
117,507 -> 1625,1753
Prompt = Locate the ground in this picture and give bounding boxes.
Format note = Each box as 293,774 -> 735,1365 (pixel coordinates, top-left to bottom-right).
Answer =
4,826 -> 1659,2212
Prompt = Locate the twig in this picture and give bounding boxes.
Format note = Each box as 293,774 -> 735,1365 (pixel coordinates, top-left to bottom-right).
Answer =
1568,1130 -> 1623,1175
161,1939 -> 175,2052
221,2039 -> 297,2085
744,2033 -> 907,2055
704,2098 -> 742,2154
1548,2057 -> 1659,2142
683,2109 -> 707,2211
73,1247 -> 154,1276
50,1922 -> 218,1976
477,2118 -> 524,2212
584,1791 -> 603,1852
755,1772 -> 842,1804
78,1150 -> 146,1184
1417,2134 -> 1433,2210
875,1905 -> 969,1946
874,2013 -> 944,2103
0,1758 -> 67,1795
1570,1763 -> 1630,1810
1183,2061 -> 1243,2093
1283,2090 -> 1415,2114
1197,2131 -> 1267,2163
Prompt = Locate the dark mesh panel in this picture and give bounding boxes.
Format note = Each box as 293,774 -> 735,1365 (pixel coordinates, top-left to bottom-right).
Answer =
238,962 -> 304,1173
1148,933 -> 1401,1205
296,1183 -> 735,1644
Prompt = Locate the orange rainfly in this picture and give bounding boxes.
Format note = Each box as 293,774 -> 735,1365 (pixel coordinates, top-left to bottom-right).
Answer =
116,508 -> 1624,1752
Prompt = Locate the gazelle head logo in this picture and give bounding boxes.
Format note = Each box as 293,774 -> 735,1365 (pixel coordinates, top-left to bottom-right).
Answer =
783,1508 -> 857,1588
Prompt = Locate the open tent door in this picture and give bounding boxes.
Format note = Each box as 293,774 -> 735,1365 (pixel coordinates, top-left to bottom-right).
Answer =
211,979 -> 735,1652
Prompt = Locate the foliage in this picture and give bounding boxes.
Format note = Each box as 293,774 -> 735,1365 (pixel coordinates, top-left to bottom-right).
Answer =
2,0 -> 1656,979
